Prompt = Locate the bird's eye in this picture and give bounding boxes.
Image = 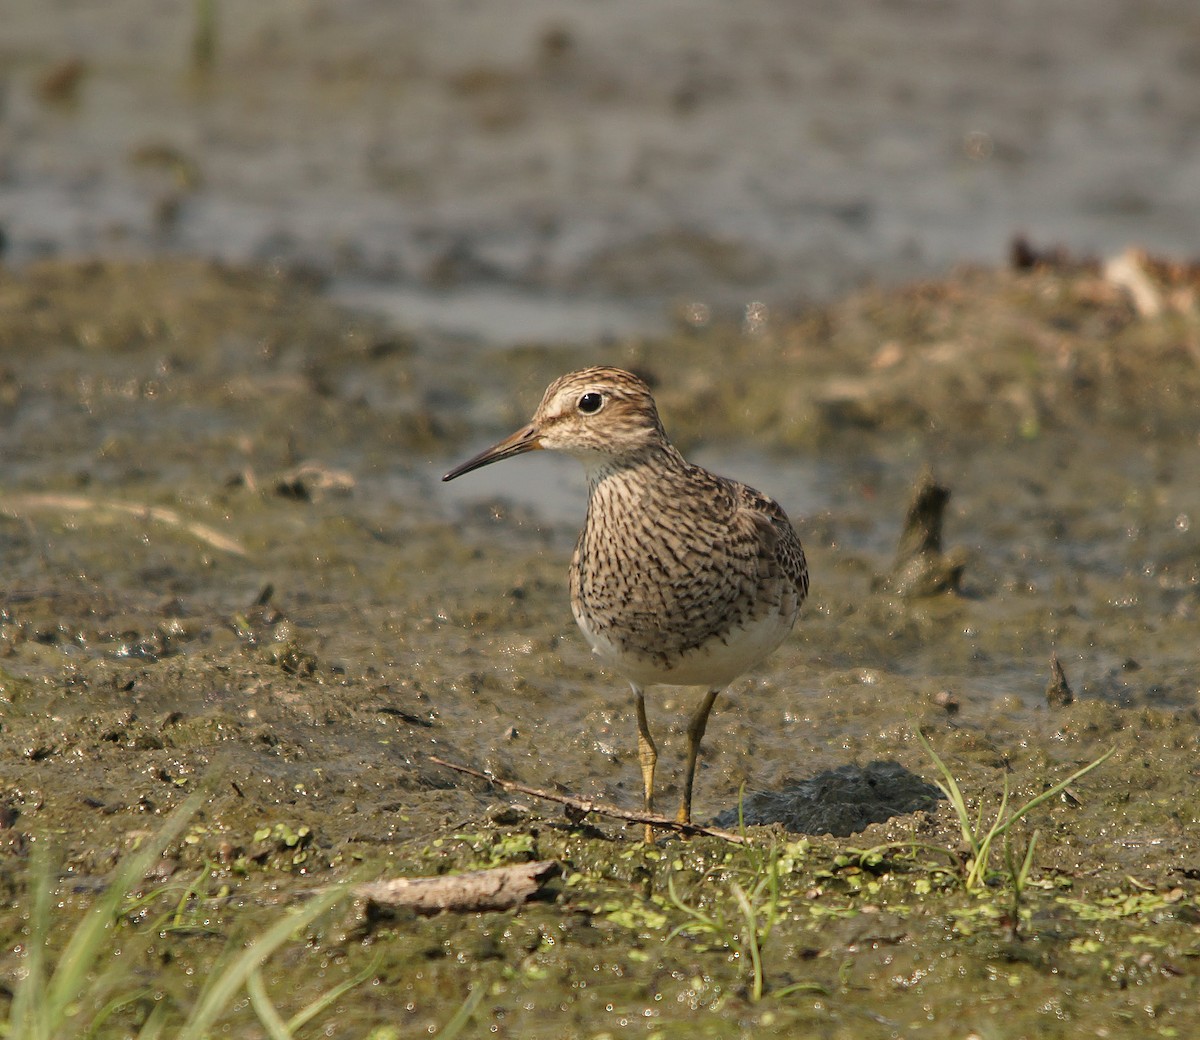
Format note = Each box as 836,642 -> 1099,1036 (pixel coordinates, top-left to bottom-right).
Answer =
577,392 -> 604,414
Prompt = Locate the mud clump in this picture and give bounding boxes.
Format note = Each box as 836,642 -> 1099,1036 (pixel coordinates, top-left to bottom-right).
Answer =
878,470 -> 968,597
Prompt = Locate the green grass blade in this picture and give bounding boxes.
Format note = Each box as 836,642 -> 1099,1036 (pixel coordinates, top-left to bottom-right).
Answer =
85,986 -> 155,1039
967,770 -> 1011,890
983,770 -> 1011,846
988,747 -> 1115,841
433,984 -> 486,1040
666,871 -> 719,931
169,865 -> 213,930
176,885 -> 349,1040
760,846 -> 781,947
730,882 -> 764,1002
45,792 -> 205,1027
1019,829 -> 1040,887
10,841 -> 55,1040
915,728 -> 977,855
773,979 -> 830,999
286,952 -> 382,1034
135,1000 -> 170,1040
247,967 -> 293,1040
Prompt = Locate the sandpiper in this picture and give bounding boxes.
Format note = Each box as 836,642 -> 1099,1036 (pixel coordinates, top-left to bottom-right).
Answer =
443,367 -> 808,840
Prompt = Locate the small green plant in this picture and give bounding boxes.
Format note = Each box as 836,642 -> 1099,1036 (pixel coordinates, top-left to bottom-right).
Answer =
916,729 -> 1114,892
8,793 -> 203,1040
1001,826 -> 1041,936
5,794 -> 364,1039
173,887 -> 358,1040
665,850 -> 780,1001
450,831 -> 537,868
665,836 -> 821,1003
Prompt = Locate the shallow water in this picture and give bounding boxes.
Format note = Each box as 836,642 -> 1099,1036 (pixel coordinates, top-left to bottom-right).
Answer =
5,0 -> 1200,340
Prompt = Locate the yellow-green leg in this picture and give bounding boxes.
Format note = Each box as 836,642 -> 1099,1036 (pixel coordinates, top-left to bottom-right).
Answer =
677,688 -> 721,826
633,685 -> 658,844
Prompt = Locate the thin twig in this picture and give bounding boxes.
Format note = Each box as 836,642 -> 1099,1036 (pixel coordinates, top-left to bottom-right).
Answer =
428,756 -> 750,844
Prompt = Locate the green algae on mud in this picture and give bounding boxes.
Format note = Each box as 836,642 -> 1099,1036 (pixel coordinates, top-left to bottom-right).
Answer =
0,257 -> 1198,1035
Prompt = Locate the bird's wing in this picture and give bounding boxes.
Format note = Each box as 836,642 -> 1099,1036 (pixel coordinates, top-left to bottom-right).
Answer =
735,484 -> 810,606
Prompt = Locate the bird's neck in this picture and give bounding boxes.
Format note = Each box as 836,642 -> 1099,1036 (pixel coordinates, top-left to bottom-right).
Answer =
582,442 -> 691,499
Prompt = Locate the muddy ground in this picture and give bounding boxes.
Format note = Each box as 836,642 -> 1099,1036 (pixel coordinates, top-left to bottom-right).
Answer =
0,256 -> 1198,1037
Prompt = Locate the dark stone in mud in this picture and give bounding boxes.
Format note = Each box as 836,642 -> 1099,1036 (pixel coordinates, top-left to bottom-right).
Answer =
711,760 -> 944,837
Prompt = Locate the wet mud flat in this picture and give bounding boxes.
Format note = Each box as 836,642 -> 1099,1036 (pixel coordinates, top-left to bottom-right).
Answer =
0,256 -> 1198,1036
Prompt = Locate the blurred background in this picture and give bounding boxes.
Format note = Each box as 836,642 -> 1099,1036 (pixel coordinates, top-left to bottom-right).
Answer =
3,0 -> 1199,344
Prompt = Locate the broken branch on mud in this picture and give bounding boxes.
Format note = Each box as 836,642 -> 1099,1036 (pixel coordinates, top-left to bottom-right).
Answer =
428,755 -> 750,844
357,860 -> 559,914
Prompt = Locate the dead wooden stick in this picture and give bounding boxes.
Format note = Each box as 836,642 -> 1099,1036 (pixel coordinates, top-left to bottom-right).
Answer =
357,860 -> 558,914
2,493 -> 247,556
428,755 -> 750,844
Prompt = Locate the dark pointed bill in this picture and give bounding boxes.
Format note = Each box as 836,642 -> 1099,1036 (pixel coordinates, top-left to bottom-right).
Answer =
442,423 -> 543,481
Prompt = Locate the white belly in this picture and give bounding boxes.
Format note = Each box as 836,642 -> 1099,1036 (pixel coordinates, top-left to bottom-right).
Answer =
573,602 -> 794,690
